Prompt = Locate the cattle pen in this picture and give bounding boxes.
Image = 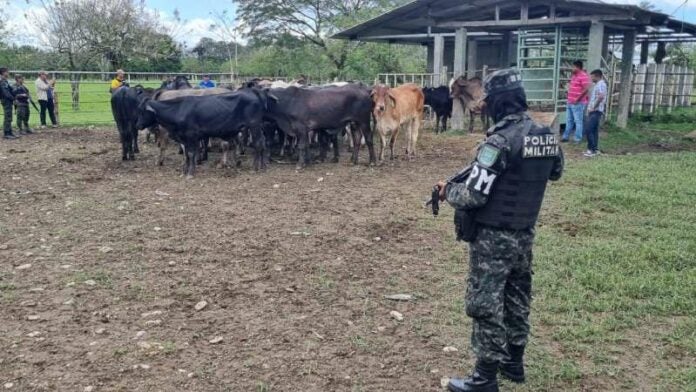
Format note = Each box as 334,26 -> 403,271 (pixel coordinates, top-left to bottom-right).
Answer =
334,0 -> 696,130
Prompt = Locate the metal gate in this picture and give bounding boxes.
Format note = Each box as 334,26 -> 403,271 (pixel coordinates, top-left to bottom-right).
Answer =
517,27 -> 588,115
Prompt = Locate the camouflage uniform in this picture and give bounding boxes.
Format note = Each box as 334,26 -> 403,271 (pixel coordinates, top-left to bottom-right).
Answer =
0,77 -> 14,136
445,69 -> 563,392
13,83 -> 31,132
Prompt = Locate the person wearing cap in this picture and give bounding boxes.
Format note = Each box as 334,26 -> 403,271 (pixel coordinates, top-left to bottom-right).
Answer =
198,74 -> 216,89
35,71 -> 58,129
12,74 -> 33,135
435,68 -> 564,392
0,67 -> 18,139
110,69 -> 128,92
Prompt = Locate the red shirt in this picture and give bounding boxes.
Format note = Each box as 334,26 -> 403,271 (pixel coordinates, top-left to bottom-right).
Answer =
567,70 -> 590,104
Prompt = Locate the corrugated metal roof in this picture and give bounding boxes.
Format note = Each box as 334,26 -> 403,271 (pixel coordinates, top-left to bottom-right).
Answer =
333,0 -> 696,40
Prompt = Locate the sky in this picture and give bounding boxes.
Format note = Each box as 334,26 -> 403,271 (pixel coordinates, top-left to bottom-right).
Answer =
7,0 -> 238,49
7,0 -> 696,49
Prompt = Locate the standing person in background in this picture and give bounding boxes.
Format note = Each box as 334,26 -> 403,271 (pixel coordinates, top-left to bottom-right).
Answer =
562,60 -> 591,143
584,69 -> 607,157
110,69 -> 128,92
35,71 -> 58,129
0,67 -> 18,140
12,74 -> 33,135
198,74 -> 216,89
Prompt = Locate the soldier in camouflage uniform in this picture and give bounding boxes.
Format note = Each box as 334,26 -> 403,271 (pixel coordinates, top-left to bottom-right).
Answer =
13,74 -> 33,135
436,69 -> 564,392
0,67 -> 18,140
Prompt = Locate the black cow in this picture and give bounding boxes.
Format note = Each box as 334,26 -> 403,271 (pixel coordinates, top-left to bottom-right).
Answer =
110,85 -> 153,161
265,85 -> 375,169
423,86 -> 453,133
135,89 -> 272,177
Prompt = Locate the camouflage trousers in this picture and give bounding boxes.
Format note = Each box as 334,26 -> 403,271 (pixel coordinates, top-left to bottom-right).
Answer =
16,105 -> 29,130
466,225 -> 534,363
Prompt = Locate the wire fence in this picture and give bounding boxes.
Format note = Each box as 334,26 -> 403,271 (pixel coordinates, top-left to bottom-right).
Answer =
0,71 -> 340,126
1,66 -> 694,128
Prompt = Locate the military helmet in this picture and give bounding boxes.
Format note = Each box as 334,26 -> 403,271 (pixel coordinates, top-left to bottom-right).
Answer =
483,68 -> 523,98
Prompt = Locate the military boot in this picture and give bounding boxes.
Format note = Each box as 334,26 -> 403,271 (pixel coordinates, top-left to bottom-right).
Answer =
447,360 -> 499,392
500,344 -> 525,383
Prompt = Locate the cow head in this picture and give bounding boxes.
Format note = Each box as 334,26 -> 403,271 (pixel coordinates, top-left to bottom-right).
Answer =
135,96 -> 157,131
450,76 -> 484,108
370,84 -> 396,117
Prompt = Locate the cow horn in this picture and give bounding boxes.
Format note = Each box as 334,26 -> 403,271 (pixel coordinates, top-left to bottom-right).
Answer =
145,103 -> 156,113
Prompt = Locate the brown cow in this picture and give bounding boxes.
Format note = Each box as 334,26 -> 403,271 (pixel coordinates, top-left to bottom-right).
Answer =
449,76 -> 489,132
371,83 -> 424,161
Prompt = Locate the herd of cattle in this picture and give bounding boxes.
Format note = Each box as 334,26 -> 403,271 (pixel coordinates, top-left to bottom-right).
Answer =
110,75 -> 487,177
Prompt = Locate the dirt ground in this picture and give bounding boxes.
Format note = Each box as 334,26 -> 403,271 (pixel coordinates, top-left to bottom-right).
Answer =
1,127 -> 496,391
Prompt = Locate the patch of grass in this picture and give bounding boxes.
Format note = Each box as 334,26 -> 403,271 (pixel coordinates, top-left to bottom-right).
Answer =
527,151 -> 696,390
312,266 -> 336,291
0,281 -> 17,303
0,80 -> 162,127
69,269 -> 114,289
161,341 -> 177,355
600,115 -> 695,152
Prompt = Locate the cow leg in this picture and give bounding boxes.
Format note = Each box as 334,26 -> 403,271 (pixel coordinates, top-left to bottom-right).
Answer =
331,132 -> 340,163
345,127 -> 354,153
317,131 -> 328,163
350,123 -> 362,165
133,128 -> 140,154
296,131 -> 310,170
435,115 -> 441,134
252,127 -> 267,171
379,130 -> 388,162
157,129 -> 169,166
197,137 -> 209,164
393,124 -> 403,160
180,143 -> 188,175
410,118 -> 420,159
185,142 -> 197,178
442,115 -> 449,133
362,123 -> 376,166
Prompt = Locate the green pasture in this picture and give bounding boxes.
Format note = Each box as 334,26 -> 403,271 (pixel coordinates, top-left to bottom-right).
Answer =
0,80 -> 162,126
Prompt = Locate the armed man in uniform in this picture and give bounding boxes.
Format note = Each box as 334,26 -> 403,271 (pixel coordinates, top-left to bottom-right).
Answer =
436,69 -> 564,392
0,67 -> 18,140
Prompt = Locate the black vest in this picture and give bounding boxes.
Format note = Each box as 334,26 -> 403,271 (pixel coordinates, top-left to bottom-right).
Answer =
475,117 -> 558,230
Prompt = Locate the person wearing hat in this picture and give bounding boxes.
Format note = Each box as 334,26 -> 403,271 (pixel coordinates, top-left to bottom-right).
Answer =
35,71 -> 58,129
110,69 -> 128,92
198,74 -> 216,89
435,68 -> 564,392
0,67 -> 18,139
12,74 -> 34,135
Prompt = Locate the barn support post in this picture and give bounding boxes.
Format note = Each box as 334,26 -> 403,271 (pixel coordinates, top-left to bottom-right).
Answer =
452,28 -> 468,130
467,39 -> 478,78
433,34 -> 445,85
640,41 -> 649,64
453,28 -> 467,78
587,21 -> 605,71
617,30 -> 636,128
500,31 -> 512,66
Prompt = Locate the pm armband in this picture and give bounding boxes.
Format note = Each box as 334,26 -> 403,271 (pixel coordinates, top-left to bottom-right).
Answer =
465,163 -> 498,196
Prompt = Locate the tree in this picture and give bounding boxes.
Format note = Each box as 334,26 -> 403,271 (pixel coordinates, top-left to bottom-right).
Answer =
209,9 -> 242,75
35,0 -> 183,108
234,0 -> 406,78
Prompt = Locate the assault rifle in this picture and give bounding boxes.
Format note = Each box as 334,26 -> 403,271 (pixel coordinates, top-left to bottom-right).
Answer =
425,164 -> 473,216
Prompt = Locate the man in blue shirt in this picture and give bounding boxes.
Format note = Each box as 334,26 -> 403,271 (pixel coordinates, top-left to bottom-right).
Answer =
199,75 -> 216,89
584,69 -> 607,157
